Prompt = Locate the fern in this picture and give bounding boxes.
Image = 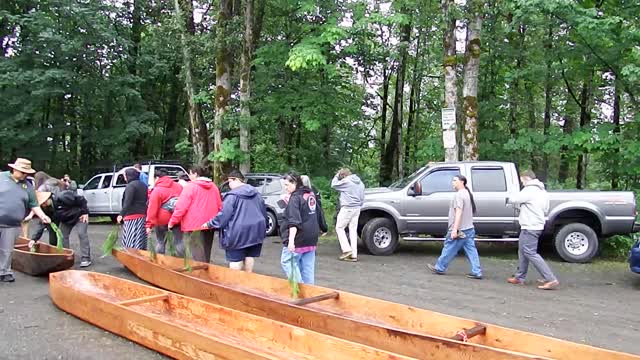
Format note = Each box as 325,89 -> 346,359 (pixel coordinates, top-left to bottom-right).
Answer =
166,229 -> 176,256
101,226 -> 121,258
50,223 -> 64,253
183,234 -> 192,272
147,230 -> 156,262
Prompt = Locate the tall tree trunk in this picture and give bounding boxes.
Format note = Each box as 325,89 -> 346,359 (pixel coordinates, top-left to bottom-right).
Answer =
442,0 -> 458,162
405,31 -> 424,171
129,0 -> 142,77
162,65 -> 181,158
173,0 -> 210,165
541,23 -> 553,183
214,0 -> 233,180
462,2 -> 482,161
382,15 -> 411,182
378,65 -> 390,185
239,0 -> 255,174
611,79 -> 621,189
558,88 -> 575,185
575,70 -> 593,189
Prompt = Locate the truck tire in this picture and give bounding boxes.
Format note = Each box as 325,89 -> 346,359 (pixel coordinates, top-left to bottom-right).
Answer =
265,211 -> 278,237
361,217 -> 399,256
554,223 -> 599,263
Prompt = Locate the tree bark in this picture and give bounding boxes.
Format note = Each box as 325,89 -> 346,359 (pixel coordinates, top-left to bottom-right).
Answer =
442,0 -> 458,162
405,31 -> 424,171
575,70 -> 593,189
462,2 -> 482,161
239,0 -> 255,174
611,79 -> 621,189
378,64 -> 390,185
381,14 -> 411,183
214,0 -> 233,180
541,23 -> 553,183
173,0 -> 210,165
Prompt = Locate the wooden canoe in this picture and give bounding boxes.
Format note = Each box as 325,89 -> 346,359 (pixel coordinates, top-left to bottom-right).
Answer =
115,250 -> 639,360
12,237 -> 74,276
49,270 -> 500,360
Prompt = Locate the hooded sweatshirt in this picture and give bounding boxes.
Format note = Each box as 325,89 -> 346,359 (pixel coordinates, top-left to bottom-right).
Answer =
280,186 -> 322,248
206,184 -> 267,250
120,168 -> 148,219
331,174 -> 365,208
146,176 -> 183,228
169,177 -> 222,232
507,179 -> 549,231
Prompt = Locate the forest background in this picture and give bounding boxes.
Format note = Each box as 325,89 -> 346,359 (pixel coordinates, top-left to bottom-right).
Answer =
2,0 -> 639,256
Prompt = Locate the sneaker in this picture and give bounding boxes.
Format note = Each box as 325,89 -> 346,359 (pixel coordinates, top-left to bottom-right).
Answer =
427,264 -> 445,275
537,280 -> 559,290
80,260 -> 92,268
507,277 -> 525,285
344,256 -> 358,262
339,252 -> 352,260
0,274 -> 15,282
466,273 -> 483,280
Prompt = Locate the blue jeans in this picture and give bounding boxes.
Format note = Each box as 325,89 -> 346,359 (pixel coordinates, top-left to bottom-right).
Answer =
434,228 -> 482,276
280,247 -> 316,285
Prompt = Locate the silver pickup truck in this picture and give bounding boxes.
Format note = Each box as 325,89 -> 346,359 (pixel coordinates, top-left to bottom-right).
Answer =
359,161 -> 640,263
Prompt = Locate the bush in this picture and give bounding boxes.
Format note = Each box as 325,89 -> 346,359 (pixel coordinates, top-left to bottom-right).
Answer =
601,234 -> 638,260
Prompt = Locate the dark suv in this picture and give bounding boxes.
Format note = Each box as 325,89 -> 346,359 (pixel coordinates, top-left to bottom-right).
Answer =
219,173 -> 284,236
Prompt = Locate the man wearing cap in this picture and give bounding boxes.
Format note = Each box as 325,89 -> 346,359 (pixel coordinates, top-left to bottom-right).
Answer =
0,158 -> 51,282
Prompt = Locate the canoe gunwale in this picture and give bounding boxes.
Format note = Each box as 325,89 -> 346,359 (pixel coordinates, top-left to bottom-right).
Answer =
12,237 -> 74,276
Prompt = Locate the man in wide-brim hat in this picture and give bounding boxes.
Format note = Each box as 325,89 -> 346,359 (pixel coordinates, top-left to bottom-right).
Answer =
0,158 -> 51,283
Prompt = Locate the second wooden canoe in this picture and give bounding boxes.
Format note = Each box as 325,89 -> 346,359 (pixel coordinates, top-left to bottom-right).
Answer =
12,237 -> 74,276
115,249 -> 639,360
50,270 -> 460,360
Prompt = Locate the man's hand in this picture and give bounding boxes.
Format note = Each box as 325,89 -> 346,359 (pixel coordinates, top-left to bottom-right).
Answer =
40,215 -> 51,224
79,214 -> 89,223
116,215 -> 123,224
146,227 -> 152,235
201,223 -> 209,230
287,240 -> 295,252
450,229 -> 458,240
28,240 -> 36,249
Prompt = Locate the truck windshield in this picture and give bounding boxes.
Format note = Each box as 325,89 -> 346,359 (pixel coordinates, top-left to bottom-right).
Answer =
389,166 -> 427,189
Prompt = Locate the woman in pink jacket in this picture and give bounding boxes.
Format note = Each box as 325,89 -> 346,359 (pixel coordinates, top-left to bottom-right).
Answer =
168,166 -> 222,263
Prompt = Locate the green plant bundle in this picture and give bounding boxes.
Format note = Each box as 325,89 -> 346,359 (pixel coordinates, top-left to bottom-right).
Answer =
50,223 -> 64,253
101,226 -> 121,258
29,243 -> 36,253
183,234 -> 193,272
166,229 -> 176,257
147,230 -> 156,262
288,255 -> 299,299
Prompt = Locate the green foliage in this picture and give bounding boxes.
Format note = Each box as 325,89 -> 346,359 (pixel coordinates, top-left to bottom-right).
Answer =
288,255 -> 300,299
49,223 -> 64,253
601,234 -> 638,260
100,226 -> 121,258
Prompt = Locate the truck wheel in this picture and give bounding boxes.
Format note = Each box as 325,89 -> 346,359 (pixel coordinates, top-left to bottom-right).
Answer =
554,223 -> 599,263
265,211 -> 278,237
361,218 -> 399,256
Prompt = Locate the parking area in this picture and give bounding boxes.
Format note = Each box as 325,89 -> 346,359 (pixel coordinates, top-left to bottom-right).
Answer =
1,224 -> 639,359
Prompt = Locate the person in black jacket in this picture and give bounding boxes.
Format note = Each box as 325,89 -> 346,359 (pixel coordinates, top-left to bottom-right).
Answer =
30,190 -> 92,267
279,172 -> 326,285
117,168 -> 148,249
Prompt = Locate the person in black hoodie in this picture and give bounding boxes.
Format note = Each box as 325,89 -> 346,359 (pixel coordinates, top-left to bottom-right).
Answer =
117,167 -> 148,249
279,172 -> 326,284
30,190 -> 92,267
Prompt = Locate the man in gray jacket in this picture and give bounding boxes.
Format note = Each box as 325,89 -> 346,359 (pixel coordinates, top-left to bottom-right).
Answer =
331,168 -> 365,262
506,170 -> 559,290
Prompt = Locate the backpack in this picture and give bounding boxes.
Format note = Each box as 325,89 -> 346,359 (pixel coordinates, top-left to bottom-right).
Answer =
161,196 -> 179,213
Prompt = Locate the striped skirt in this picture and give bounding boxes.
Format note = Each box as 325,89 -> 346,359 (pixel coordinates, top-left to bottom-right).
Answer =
122,217 -> 147,250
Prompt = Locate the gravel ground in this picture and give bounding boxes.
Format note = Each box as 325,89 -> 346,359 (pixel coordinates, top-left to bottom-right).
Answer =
1,224 -> 639,359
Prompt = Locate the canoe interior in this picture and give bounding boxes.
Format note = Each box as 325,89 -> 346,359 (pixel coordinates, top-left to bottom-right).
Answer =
117,249 -> 640,360
49,270 -> 416,360
12,237 -> 74,276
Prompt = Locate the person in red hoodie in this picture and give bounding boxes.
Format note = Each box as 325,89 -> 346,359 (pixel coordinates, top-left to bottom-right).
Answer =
145,169 -> 184,255
168,165 -> 222,263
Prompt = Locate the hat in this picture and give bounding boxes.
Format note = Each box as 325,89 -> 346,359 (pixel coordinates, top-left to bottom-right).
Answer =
36,191 -> 52,206
8,158 -> 36,174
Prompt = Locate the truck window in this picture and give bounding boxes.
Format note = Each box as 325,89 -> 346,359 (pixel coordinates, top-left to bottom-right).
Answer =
263,178 -> 282,194
471,168 -> 507,192
83,176 -> 102,191
100,175 -> 113,189
419,169 -> 460,194
247,177 -> 266,192
154,166 -> 183,178
115,174 -> 127,187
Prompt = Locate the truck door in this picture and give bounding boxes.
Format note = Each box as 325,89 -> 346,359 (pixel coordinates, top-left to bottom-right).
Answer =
81,175 -> 103,214
469,166 -> 518,236
93,174 -> 113,213
404,167 -> 461,236
110,173 -> 127,213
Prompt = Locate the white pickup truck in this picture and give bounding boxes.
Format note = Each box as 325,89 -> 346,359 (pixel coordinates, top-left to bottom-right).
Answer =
79,163 -> 186,219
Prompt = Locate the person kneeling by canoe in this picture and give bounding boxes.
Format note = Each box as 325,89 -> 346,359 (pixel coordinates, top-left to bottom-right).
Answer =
30,190 -> 92,267
201,170 -> 267,272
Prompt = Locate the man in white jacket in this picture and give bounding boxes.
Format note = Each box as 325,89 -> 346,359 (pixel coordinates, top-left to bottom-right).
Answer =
506,170 -> 559,290
332,168 -> 365,262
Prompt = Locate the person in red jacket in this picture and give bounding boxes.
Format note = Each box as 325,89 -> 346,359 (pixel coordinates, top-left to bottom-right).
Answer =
168,165 -> 222,263
146,169 -> 184,255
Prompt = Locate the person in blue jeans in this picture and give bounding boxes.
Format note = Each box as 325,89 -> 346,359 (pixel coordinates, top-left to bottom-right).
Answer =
279,172 -> 326,285
427,175 -> 483,279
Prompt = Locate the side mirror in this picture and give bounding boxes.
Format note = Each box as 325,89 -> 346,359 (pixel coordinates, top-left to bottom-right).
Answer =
409,182 -> 422,196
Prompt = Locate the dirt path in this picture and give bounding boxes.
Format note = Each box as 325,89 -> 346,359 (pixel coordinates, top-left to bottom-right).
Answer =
1,224 -> 638,359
